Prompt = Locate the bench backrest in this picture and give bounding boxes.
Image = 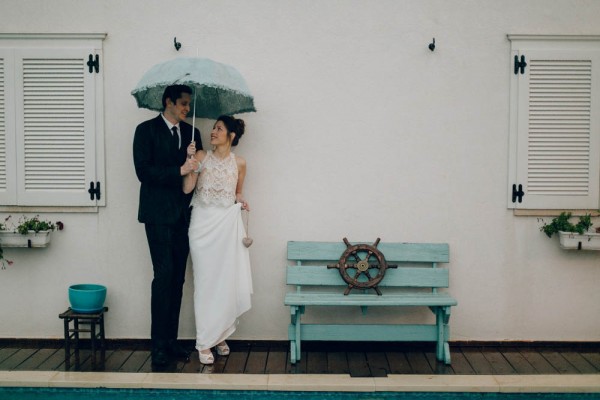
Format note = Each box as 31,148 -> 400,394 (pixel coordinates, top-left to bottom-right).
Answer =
287,241 -> 450,289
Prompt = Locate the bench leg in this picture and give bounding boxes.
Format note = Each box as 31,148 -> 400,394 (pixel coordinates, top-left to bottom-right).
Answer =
290,340 -> 297,364
435,306 -> 452,364
289,306 -> 304,364
444,342 -> 451,364
435,307 -> 444,362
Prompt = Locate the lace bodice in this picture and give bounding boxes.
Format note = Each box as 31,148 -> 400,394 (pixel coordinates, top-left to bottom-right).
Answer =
191,151 -> 238,208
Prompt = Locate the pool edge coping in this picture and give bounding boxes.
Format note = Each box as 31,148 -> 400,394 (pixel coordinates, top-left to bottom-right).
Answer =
0,371 -> 599,393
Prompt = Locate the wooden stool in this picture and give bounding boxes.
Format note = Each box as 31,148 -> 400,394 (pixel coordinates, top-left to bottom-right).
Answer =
59,307 -> 107,370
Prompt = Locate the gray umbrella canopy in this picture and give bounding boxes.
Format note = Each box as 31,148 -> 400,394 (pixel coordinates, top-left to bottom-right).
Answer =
131,57 -> 256,119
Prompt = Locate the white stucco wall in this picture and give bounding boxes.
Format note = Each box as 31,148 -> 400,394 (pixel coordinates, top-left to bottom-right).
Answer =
0,0 -> 599,342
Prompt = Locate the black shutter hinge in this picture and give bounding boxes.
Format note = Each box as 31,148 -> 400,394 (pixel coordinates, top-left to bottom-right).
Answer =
87,54 -> 100,73
512,184 -> 524,203
514,55 -> 527,75
88,181 -> 101,200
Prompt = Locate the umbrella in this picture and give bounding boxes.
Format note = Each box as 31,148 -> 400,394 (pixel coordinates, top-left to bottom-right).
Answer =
131,57 -> 256,120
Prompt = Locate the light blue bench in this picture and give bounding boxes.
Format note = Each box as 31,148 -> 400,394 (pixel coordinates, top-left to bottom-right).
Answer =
284,240 -> 457,364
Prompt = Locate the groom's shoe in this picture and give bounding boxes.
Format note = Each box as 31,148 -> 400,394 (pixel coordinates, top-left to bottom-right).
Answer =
151,347 -> 168,366
167,340 -> 190,358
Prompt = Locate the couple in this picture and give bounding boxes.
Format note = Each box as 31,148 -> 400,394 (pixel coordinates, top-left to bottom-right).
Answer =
133,85 -> 253,366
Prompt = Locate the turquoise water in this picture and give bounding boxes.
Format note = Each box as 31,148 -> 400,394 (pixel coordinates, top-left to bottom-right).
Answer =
0,389 -> 599,400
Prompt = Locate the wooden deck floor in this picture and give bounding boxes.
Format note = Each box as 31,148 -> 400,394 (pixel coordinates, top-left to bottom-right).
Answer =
1,341 -> 599,377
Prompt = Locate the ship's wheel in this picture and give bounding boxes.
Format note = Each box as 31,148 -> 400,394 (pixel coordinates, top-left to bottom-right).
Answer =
327,238 -> 396,295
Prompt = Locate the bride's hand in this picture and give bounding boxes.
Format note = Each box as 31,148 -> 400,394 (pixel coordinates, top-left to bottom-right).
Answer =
236,194 -> 250,211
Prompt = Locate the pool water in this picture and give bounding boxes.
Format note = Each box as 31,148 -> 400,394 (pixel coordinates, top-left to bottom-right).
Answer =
0,388 -> 599,400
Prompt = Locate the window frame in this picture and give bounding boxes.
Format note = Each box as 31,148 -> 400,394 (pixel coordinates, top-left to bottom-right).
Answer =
507,34 -> 600,213
0,33 -> 106,210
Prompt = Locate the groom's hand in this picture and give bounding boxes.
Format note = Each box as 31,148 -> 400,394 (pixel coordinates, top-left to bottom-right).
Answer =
180,157 -> 200,176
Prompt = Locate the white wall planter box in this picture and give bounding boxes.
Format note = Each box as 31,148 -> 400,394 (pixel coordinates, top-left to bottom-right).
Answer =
0,230 -> 52,248
558,231 -> 600,250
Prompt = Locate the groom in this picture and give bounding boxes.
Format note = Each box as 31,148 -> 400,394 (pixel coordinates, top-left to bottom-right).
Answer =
133,84 -> 201,366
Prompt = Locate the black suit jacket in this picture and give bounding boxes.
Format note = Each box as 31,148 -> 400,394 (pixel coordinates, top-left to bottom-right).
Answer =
133,114 -> 202,225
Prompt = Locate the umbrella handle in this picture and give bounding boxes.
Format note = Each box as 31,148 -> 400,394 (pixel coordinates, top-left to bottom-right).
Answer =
190,47 -> 199,144
191,86 -> 196,144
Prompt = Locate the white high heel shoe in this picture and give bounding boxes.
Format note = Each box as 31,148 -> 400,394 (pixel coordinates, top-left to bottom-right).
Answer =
216,341 -> 230,356
198,350 -> 214,365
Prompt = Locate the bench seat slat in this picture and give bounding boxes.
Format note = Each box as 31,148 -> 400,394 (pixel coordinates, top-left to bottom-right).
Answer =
288,241 -> 449,263
285,292 -> 457,307
286,265 -> 449,287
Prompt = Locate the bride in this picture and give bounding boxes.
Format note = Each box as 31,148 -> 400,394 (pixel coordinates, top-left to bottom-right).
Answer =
183,115 -> 253,365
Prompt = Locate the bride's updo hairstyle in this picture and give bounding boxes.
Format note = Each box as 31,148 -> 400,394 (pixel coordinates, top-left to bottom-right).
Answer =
217,115 -> 245,146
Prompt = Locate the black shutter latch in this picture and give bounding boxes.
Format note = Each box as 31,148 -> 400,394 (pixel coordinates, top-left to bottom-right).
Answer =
87,54 -> 100,73
514,55 -> 527,75
512,184 -> 524,203
88,181 -> 101,201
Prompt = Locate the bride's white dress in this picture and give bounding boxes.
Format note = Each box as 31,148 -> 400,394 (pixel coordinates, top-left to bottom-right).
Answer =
189,150 -> 253,351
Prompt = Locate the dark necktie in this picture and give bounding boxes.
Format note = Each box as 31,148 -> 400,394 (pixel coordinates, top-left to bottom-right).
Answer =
171,126 -> 180,149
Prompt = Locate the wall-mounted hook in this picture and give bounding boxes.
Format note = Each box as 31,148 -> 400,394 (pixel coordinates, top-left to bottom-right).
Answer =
174,37 -> 182,51
428,38 -> 435,52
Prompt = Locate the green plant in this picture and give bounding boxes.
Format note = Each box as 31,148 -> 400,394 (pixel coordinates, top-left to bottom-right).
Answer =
16,215 -> 58,234
0,215 -> 64,269
539,212 -> 595,238
0,217 -> 13,269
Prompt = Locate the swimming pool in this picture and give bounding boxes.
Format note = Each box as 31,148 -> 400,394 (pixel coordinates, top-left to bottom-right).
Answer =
0,388 -> 599,400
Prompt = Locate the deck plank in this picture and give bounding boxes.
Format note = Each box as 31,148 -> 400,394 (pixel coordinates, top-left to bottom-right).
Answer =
347,352 -> 370,377
181,355 -> 201,373
561,351 -> 598,373
326,351 -> 349,374
306,351 -> 328,374
0,348 -> 38,370
121,349 -> 150,372
37,348 -> 67,371
245,344 -> 268,374
500,347 -> 537,374
482,348 -> 516,374
366,351 -> 390,377
0,341 -> 598,377
0,348 -> 19,366
461,347 -> 495,374
222,349 -> 249,374
406,351 -> 434,374
581,351 -> 600,371
286,350 -> 307,374
387,351 -> 413,374
12,349 -> 58,371
209,352 -> 228,373
538,348 -> 579,374
425,352 -> 455,374
518,348 -> 558,374
102,349 -> 132,371
264,345 -> 287,374
445,348 -> 475,374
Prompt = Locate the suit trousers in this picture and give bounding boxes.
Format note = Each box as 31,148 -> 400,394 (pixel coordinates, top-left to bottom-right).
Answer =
144,217 -> 190,350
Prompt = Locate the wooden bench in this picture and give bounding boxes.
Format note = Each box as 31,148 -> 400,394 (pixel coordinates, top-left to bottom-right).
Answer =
284,240 -> 457,364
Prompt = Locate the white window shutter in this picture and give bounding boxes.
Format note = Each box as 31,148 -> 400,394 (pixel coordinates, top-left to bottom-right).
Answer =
510,48 -> 600,209
0,49 -> 17,204
14,48 -> 98,206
